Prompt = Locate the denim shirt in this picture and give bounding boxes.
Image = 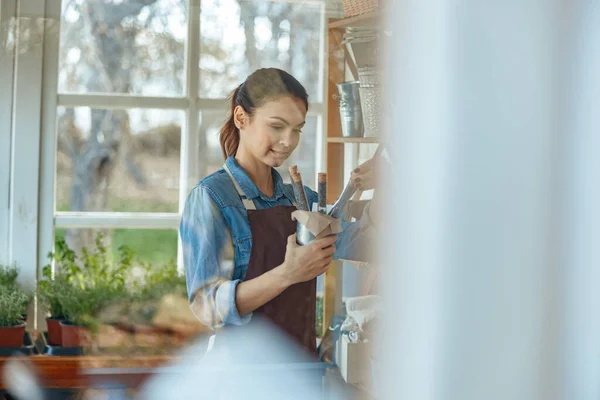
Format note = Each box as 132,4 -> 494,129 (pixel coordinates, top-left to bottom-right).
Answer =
180,156 -> 372,329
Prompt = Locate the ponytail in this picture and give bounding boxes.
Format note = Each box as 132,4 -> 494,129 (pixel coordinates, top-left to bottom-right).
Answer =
220,85 -> 242,160
219,69 -> 309,161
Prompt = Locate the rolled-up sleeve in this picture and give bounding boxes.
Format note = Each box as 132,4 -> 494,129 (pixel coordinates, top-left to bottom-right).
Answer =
180,185 -> 251,328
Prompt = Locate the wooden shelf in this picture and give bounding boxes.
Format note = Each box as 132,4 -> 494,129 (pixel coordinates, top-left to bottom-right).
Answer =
328,11 -> 379,30
0,354 -> 176,390
327,137 -> 379,144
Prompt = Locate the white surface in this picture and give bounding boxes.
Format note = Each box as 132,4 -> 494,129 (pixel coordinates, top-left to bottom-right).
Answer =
561,3 -> 600,397
0,0 -> 17,266
9,0 -> 47,291
338,335 -> 372,387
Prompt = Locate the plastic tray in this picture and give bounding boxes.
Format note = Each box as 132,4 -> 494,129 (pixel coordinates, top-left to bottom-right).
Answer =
0,332 -> 38,356
39,332 -> 83,356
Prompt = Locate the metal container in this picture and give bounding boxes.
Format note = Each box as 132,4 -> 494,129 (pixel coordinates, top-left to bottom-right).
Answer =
345,37 -> 379,70
296,221 -> 316,246
343,27 -> 379,69
358,67 -> 381,138
336,81 -> 364,138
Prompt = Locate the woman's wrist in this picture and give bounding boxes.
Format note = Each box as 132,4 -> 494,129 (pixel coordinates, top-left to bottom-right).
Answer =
270,263 -> 294,289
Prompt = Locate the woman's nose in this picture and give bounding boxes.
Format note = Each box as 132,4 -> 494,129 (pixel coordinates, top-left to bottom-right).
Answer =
279,129 -> 293,147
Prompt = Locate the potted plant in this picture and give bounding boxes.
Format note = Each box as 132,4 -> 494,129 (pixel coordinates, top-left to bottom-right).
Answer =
0,265 -> 31,347
38,238 -> 77,346
56,233 -> 131,347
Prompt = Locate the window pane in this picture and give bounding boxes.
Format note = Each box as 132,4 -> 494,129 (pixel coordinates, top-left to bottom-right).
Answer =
199,0 -> 323,100
194,111 -> 318,190
56,107 -> 181,212
58,0 -> 187,96
55,228 -> 178,264
192,110 -> 230,183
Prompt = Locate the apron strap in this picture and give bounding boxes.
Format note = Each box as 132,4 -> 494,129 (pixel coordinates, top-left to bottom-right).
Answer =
223,164 -> 256,210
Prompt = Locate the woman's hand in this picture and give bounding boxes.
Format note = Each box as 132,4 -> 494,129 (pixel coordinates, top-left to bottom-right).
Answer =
278,234 -> 337,286
350,158 -> 378,191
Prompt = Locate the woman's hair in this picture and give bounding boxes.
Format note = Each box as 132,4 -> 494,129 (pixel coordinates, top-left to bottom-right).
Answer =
220,68 -> 309,160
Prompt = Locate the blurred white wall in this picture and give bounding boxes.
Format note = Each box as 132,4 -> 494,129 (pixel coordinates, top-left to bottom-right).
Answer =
380,1 -> 600,399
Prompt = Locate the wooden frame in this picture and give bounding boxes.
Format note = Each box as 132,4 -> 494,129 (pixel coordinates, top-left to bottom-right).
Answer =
321,13 -> 380,336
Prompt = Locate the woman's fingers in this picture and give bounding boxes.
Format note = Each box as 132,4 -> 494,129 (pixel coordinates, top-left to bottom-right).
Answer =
351,158 -> 377,190
352,170 -> 375,190
321,244 -> 336,258
312,235 -> 337,250
287,233 -> 297,245
320,257 -> 333,270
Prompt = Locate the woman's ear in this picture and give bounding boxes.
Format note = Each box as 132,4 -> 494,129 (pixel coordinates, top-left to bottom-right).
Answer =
233,105 -> 247,130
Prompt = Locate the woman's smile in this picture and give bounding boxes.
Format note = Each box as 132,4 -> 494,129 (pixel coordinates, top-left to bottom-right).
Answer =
270,149 -> 289,158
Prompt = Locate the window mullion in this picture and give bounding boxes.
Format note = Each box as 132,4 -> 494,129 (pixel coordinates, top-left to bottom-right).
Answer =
37,0 -> 62,330
178,0 -> 202,273
57,94 -> 189,109
55,212 -> 180,229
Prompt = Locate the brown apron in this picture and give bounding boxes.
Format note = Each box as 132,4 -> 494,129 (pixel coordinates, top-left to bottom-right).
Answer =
224,164 -> 317,355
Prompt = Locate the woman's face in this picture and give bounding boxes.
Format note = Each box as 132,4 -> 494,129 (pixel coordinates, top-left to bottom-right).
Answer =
236,95 -> 307,168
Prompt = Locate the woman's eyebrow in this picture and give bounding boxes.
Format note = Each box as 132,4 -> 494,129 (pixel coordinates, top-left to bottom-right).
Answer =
269,116 -> 306,127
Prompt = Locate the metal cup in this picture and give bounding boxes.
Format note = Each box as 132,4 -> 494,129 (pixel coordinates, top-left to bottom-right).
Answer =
336,81 -> 364,138
296,221 -> 316,246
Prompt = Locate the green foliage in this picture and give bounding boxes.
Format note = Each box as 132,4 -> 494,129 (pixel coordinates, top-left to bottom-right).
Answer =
0,286 -> 30,327
45,233 -> 133,328
100,259 -> 188,326
54,226 -> 177,264
0,263 -> 19,287
0,265 -> 31,327
38,271 -> 68,319
39,236 -> 79,318
111,229 -> 177,264
46,232 -> 185,329
134,260 -> 187,301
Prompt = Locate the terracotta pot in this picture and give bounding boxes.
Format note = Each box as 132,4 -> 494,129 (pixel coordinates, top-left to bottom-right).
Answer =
0,323 -> 26,347
46,317 -> 64,346
60,321 -> 91,347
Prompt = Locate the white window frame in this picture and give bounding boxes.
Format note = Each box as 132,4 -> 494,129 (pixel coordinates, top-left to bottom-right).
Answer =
0,0 -> 17,266
7,0 -> 48,295
34,0 -> 328,275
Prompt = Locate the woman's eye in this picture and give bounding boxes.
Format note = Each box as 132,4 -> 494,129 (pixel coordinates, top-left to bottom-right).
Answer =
293,129 -> 303,134
270,125 -> 284,131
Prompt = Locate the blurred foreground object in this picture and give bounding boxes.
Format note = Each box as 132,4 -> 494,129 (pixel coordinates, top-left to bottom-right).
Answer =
138,316 -> 351,399
380,1 -> 600,399
2,358 -> 44,400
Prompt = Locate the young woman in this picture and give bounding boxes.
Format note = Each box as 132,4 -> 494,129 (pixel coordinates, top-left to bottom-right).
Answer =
180,68 -> 377,355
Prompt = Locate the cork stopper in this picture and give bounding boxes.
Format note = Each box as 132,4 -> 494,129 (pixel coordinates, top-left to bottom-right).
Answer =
318,173 -> 327,183
289,165 -> 302,183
